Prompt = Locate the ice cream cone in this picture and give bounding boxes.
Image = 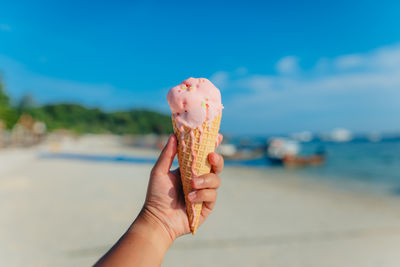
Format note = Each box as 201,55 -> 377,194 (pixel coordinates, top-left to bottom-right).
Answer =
172,113 -> 221,234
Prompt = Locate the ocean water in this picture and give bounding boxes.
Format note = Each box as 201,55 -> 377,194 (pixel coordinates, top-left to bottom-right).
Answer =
224,140 -> 400,195
41,140 -> 400,190
297,141 -> 400,186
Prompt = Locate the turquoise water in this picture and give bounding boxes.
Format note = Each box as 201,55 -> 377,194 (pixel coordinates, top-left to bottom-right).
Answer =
41,140 -> 400,189
41,153 -> 157,164
298,141 -> 400,185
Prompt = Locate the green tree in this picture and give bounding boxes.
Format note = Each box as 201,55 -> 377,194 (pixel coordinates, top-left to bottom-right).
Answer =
0,75 -> 172,134
0,77 -> 17,128
0,77 -> 10,107
26,104 -> 173,135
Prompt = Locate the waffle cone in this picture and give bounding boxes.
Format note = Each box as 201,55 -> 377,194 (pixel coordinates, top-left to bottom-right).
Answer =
172,113 -> 221,234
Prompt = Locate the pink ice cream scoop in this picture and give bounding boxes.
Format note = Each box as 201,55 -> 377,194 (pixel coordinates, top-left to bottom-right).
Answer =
167,77 -> 223,129
167,77 -> 223,234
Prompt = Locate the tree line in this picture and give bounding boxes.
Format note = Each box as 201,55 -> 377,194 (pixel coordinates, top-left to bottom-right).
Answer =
0,79 -> 172,134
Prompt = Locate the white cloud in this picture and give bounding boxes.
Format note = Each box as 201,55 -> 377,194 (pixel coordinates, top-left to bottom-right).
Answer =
334,54 -> 364,69
210,71 -> 229,88
275,56 -> 300,74
314,57 -> 331,73
236,75 -> 274,92
0,24 -> 12,32
334,44 -> 400,71
372,45 -> 400,69
210,43 -> 400,134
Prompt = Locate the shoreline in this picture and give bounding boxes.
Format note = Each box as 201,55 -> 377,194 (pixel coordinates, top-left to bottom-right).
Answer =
3,143 -> 398,199
2,137 -> 400,266
36,148 -> 400,199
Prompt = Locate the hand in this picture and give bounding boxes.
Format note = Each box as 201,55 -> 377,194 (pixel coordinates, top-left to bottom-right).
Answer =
94,133 -> 224,267
141,133 -> 224,242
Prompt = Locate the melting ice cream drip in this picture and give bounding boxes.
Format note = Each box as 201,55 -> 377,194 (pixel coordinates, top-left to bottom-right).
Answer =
178,125 -> 186,151
168,77 -> 223,231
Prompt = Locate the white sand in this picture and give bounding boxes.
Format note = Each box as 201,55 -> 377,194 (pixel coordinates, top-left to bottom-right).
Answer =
1,137 -> 400,267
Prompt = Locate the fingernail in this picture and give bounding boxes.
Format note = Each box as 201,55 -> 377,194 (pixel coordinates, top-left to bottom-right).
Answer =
212,153 -> 219,163
193,178 -> 204,186
188,191 -> 196,201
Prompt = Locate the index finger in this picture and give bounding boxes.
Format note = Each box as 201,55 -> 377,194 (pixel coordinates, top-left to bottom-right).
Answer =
208,152 -> 224,175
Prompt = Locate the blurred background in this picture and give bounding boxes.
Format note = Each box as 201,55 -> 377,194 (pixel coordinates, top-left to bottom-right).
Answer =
1,0 -> 400,266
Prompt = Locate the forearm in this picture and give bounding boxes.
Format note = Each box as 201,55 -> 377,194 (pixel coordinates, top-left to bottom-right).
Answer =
94,209 -> 173,267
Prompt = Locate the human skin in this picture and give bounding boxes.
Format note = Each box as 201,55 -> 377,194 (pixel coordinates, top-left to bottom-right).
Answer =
94,134 -> 224,266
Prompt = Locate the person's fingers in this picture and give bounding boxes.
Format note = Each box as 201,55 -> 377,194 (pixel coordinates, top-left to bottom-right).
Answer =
208,152 -> 224,174
215,134 -> 223,148
171,167 -> 180,176
187,189 -> 217,203
203,200 -> 216,211
191,173 -> 221,190
151,134 -> 177,176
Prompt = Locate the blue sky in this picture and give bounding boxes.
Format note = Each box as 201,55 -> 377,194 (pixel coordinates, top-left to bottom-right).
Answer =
1,0 -> 400,134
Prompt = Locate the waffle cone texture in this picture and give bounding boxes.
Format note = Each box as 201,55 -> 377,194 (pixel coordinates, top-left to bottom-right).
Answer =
172,113 -> 221,234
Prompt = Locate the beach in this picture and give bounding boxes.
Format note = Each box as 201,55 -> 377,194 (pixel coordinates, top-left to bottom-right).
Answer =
1,136 -> 400,267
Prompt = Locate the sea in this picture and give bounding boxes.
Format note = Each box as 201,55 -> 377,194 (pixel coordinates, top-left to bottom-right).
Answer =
225,138 -> 400,193
42,138 -> 400,193
298,141 -> 400,185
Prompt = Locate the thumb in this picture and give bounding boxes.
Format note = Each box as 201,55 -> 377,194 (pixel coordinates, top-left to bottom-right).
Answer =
151,134 -> 177,176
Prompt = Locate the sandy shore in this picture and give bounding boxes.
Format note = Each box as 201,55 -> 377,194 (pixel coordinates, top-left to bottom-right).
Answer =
1,136 -> 400,267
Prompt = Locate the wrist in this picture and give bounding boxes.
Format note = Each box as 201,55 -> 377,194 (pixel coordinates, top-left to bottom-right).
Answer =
128,206 -> 174,255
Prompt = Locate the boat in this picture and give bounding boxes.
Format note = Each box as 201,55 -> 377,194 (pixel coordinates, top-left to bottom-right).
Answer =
266,138 -> 325,167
